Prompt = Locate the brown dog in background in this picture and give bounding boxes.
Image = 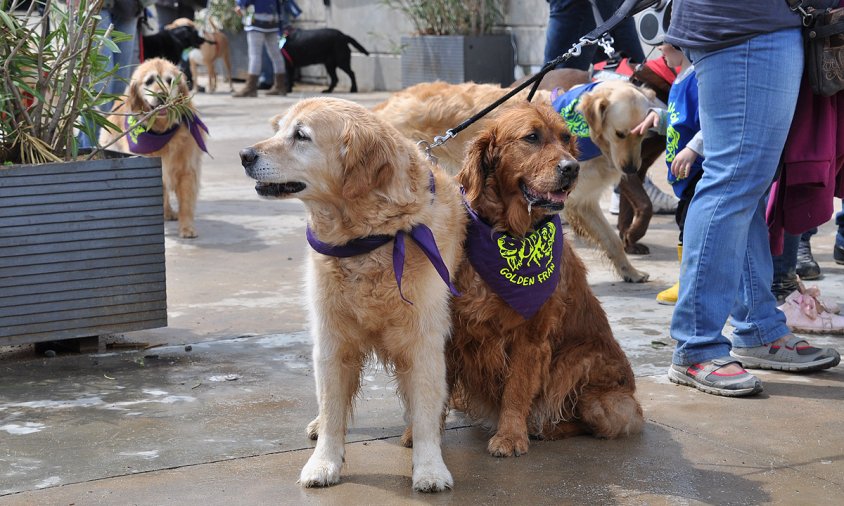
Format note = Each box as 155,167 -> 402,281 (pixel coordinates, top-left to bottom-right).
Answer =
99,58 -> 204,238
446,101 -> 644,456
167,17 -> 233,93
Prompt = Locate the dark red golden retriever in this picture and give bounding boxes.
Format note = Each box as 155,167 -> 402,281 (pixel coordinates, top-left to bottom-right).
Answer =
446,101 -> 644,457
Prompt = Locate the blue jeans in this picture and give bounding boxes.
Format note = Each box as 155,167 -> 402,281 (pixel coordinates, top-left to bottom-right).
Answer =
670,28 -> 803,366
78,10 -> 139,148
545,0 -> 645,69
836,203 -> 844,249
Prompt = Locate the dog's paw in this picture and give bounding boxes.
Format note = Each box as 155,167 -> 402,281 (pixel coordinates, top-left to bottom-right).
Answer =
412,460 -> 453,493
621,268 -> 649,283
487,432 -> 529,457
299,456 -> 341,488
164,211 -> 178,222
623,242 -> 650,255
399,426 -> 413,448
306,417 -> 320,440
179,226 -> 198,239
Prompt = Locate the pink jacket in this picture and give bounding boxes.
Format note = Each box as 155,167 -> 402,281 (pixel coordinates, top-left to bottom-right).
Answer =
766,74 -> 844,255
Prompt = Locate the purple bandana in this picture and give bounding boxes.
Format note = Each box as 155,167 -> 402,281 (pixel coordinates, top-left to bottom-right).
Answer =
305,173 -> 459,304
465,203 -> 563,319
125,114 -> 209,154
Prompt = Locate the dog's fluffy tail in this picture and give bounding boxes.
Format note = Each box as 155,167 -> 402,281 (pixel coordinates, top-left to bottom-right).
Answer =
345,35 -> 370,56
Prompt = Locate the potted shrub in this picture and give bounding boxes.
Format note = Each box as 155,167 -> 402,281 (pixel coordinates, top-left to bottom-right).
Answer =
0,0 -> 187,347
384,0 -> 514,87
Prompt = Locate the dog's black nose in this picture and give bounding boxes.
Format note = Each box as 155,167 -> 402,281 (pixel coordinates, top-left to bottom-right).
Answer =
558,159 -> 579,178
240,148 -> 258,168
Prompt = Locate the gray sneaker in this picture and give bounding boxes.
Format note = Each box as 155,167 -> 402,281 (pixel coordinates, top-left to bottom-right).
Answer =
730,336 -> 841,372
668,358 -> 763,397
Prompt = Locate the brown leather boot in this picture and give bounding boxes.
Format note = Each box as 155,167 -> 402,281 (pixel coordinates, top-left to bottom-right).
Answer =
266,73 -> 287,96
232,74 -> 258,98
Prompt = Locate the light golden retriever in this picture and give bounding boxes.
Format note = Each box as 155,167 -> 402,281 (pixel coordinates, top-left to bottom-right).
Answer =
99,58 -> 204,238
167,17 -> 233,94
444,101 -> 644,456
373,80 -> 654,282
239,97 -> 466,492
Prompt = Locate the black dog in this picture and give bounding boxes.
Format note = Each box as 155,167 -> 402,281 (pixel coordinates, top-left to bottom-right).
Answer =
282,28 -> 369,93
142,25 -> 209,89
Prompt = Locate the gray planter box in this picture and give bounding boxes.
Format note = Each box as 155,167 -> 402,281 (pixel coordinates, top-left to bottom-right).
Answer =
0,155 -> 168,346
401,34 -> 515,88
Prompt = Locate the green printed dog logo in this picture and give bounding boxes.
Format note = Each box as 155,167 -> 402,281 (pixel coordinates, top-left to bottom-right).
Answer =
665,103 -> 681,163
127,116 -> 148,145
497,221 -> 558,286
561,99 -> 591,139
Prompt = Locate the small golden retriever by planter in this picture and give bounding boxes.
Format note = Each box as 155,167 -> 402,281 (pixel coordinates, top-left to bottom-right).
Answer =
99,57 -> 206,238
443,101 -> 644,456
239,97 -> 465,492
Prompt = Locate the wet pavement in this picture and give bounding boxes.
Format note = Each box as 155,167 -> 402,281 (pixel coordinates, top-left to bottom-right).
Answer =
1,86 -> 843,505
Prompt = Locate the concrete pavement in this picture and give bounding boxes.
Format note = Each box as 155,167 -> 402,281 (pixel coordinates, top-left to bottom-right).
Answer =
1,86 -> 843,505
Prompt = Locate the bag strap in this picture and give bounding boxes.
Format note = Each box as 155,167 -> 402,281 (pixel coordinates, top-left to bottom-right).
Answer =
810,18 -> 844,38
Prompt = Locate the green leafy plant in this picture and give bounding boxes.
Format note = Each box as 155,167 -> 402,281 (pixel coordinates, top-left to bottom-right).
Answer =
0,0 -> 190,165
199,0 -> 243,33
382,0 -> 504,36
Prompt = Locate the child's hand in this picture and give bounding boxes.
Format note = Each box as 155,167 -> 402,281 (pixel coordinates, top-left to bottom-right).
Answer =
234,5 -> 243,15
671,147 -> 699,179
631,111 -> 659,136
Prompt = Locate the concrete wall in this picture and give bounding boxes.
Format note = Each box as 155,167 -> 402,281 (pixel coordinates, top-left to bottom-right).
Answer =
291,0 -> 550,91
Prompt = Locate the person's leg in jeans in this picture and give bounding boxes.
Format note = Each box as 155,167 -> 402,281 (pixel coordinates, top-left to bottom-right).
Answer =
836,202 -> 844,263
78,11 -> 139,148
671,29 -> 803,366
259,47 -> 273,89
796,227 -> 821,279
545,0 -> 598,69
771,232 -> 801,302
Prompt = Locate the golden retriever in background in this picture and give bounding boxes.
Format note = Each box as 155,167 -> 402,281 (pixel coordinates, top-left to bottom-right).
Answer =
239,97 -> 465,492
445,101 -> 643,456
99,58 -> 204,238
373,80 -> 655,283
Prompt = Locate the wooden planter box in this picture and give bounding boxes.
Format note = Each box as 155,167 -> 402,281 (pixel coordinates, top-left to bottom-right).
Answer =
401,34 -> 515,88
0,155 -> 168,346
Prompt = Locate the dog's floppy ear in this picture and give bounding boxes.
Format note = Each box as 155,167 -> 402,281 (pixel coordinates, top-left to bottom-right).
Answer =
638,86 -> 656,102
340,120 -> 397,200
269,114 -> 284,132
579,91 -> 609,140
127,74 -> 148,113
176,70 -> 191,99
459,129 -> 497,204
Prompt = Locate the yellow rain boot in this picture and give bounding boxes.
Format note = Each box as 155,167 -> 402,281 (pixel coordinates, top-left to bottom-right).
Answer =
656,244 -> 682,305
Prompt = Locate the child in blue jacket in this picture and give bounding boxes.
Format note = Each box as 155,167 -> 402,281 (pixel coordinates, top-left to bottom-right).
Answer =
632,43 -> 702,305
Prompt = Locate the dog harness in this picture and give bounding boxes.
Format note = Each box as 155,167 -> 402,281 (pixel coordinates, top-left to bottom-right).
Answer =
305,172 -> 459,304
464,202 -> 563,320
125,114 -> 209,155
551,82 -> 602,161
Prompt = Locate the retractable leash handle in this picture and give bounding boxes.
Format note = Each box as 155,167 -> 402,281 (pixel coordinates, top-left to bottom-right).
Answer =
423,0 -> 659,161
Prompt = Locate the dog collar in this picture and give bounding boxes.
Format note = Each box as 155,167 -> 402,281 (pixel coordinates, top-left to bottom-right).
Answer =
464,201 -> 563,320
551,82 -> 602,161
125,113 -> 209,154
305,172 -> 459,304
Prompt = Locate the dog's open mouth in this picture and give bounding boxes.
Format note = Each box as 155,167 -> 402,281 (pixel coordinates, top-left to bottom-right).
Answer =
254,182 -> 306,197
520,182 -> 572,211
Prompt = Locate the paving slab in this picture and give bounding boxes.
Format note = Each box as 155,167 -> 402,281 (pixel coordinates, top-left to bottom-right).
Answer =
2,86 -> 843,505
